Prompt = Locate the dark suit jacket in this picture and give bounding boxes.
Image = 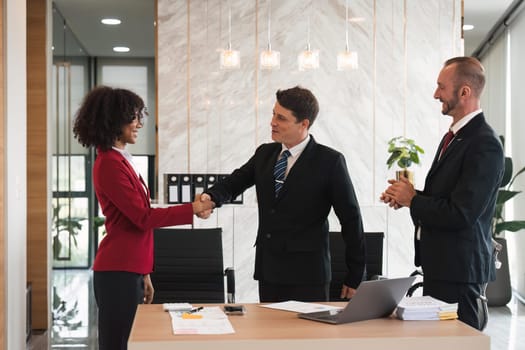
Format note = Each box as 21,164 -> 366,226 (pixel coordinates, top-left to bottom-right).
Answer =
410,113 -> 504,284
206,136 -> 365,288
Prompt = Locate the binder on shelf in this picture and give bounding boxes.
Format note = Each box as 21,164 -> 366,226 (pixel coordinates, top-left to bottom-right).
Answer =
180,174 -> 192,203
165,174 -> 180,204
205,174 -> 217,190
192,174 -> 206,199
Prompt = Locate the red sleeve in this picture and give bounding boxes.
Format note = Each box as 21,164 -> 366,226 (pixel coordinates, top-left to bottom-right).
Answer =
95,153 -> 193,231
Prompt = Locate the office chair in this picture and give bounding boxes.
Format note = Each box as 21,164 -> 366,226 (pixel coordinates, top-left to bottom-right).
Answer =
329,231 -> 384,301
150,228 -> 235,304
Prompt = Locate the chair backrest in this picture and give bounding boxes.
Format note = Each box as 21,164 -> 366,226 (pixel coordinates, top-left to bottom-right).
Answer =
329,231 -> 384,301
151,228 -> 226,303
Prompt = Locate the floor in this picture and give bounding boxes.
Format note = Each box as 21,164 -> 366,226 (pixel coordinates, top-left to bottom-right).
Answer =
27,270 -> 525,350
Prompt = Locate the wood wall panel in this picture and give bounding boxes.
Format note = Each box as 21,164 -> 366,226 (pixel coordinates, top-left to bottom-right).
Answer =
26,0 -> 48,331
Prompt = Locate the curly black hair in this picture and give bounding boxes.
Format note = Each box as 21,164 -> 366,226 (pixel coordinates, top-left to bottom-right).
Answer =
275,86 -> 319,128
73,86 -> 145,151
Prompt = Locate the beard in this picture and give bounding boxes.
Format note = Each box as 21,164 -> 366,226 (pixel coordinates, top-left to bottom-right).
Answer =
441,90 -> 460,116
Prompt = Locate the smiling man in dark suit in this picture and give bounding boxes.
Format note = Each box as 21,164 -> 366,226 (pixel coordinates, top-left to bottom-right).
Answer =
381,57 -> 504,330
200,86 -> 365,302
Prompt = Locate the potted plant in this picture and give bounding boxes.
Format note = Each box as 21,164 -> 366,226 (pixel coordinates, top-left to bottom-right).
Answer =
486,136 -> 525,306
386,136 -> 425,184
52,205 -> 84,261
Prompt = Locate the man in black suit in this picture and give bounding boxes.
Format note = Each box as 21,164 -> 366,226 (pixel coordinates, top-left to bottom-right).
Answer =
200,86 -> 365,302
381,57 -> 504,330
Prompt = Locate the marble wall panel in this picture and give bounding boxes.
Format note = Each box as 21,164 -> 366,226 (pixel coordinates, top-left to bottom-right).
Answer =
158,0 -> 462,302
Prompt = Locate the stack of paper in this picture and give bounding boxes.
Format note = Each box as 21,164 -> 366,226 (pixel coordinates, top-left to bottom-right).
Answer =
162,303 -> 192,312
168,306 -> 235,334
260,300 -> 342,313
396,296 -> 458,320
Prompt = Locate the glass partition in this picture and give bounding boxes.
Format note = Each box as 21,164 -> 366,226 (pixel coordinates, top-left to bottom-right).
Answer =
51,4 -> 94,345
50,1 -> 156,346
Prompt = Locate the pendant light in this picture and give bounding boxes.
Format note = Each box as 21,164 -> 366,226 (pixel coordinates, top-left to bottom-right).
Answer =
260,0 -> 280,70
220,0 -> 240,69
337,0 -> 358,71
298,7 -> 319,71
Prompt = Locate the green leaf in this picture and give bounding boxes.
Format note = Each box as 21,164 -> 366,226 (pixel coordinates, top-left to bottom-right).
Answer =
500,157 -> 513,188
398,158 -> 411,169
386,136 -> 424,170
496,190 -> 521,205
410,153 -> 420,164
495,221 -> 525,234
508,165 -> 525,188
386,151 -> 401,168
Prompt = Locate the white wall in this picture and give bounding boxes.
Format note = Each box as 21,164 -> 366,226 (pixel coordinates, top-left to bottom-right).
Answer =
480,7 -> 525,301
5,0 -> 28,348
157,0 -> 463,302
508,10 -> 525,300
480,37 -> 507,136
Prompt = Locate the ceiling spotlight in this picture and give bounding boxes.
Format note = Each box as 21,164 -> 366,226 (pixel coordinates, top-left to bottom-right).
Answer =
101,18 -> 121,25
113,46 -> 130,53
463,24 -> 474,31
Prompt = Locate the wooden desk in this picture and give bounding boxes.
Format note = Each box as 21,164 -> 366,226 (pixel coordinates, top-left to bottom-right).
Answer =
128,303 -> 489,350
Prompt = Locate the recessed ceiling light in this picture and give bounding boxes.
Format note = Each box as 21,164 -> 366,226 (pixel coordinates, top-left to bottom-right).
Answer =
463,24 -> 474,31
113,46 -> 130,53
101,18 -> 121,25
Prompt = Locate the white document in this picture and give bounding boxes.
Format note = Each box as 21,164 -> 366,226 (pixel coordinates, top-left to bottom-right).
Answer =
168,185 -> 178,203
260,300 -> 342,313
397,296 -> 458,311
169,306 -> 235,335
181,184 -> 191,202
162,303 -> 192,312
396,296 -> 458,320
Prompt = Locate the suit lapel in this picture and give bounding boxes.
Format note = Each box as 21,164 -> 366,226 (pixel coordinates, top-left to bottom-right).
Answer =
118,155 -> 151,207
427,113 -> 485,179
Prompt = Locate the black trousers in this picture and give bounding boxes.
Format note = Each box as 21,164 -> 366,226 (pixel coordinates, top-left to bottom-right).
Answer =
258,281 -> 330,302
423,279 -> 488,330
93,271 -> 144,350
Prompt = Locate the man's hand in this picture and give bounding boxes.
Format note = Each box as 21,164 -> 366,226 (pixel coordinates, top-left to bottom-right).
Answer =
340,284 -> 357,299
380,179 -> 402,209
383,175 -> 416,207
380,176 -> 416,208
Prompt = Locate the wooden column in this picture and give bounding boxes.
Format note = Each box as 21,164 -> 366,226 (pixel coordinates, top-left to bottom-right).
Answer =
26,0 -> 49,331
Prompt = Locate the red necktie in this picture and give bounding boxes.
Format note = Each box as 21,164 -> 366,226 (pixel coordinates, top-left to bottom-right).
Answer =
439,130 -> 454,159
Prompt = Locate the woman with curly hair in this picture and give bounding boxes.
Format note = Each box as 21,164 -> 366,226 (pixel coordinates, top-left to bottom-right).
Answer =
73,86 -> 214,350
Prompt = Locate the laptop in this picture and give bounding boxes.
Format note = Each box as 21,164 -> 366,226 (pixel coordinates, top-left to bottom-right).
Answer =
298,276 -> 416,324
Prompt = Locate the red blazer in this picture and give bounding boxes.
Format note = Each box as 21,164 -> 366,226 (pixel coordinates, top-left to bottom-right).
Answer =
92,149 -> 193,274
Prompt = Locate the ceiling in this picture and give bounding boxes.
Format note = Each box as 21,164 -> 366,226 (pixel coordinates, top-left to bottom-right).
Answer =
52,0 -> 513,59
53,0 -> 155,58
463,0 -> 515,56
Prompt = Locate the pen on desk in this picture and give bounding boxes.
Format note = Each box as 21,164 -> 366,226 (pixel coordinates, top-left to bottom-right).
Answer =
189,306 -> 203,313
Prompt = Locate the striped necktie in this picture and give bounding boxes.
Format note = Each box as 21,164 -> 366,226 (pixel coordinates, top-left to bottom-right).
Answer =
273,150 -> 291,197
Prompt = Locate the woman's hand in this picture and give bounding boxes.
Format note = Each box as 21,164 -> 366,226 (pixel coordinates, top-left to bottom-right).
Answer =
143,274 -> 154,304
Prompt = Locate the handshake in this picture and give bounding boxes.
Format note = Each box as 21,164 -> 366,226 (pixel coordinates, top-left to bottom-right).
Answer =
192,193 -> 215,219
